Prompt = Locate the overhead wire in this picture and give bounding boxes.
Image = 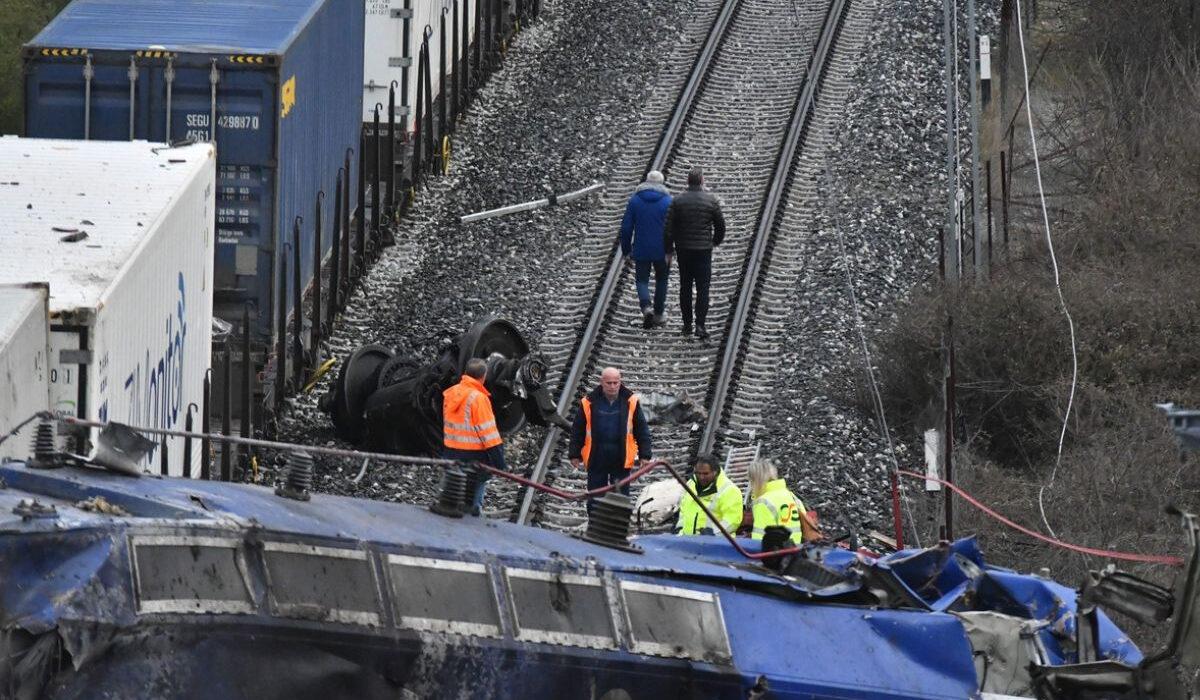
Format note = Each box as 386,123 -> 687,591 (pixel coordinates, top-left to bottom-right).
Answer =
1013,0 -> 1080,541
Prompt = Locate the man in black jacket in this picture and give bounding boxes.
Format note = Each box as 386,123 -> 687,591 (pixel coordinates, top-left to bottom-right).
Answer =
664,166 -> 725,340
569,367 -> 653,515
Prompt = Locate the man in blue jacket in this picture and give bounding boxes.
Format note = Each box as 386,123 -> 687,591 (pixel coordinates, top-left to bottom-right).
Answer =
620,170 -> 672,329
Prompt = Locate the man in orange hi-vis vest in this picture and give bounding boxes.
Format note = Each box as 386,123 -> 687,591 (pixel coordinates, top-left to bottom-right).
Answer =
443,358 -> 508,516
568,366 -> 652,516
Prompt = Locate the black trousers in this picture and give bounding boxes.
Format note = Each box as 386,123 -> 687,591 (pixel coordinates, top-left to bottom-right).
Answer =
676,248 -> 712,327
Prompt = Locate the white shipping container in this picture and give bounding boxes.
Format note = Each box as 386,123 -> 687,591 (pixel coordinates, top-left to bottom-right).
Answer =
0,137 -> 216,476
364,0 -> 480,128
0,284 -> 50,462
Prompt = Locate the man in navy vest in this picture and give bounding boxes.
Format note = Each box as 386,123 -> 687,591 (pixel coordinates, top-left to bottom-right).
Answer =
569,367 -> 653,515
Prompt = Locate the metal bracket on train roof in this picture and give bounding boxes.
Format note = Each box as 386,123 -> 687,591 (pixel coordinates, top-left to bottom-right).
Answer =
59,349 -> 93,365
388,57 -> 412,68
391,8 -> 413,18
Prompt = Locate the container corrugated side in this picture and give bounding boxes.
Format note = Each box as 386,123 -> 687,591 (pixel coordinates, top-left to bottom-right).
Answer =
0,285 -> 50,462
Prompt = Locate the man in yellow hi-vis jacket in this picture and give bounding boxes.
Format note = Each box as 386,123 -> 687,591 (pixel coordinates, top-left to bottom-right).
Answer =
677,454 -> 743,535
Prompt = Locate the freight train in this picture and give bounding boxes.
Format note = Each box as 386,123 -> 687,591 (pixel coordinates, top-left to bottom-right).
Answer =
20,0 -> 531,435
0,419 -> 1195,698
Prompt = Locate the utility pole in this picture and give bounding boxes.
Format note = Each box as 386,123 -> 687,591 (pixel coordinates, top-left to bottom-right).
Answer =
942,0 -> 960,283
968,0 -> 984,279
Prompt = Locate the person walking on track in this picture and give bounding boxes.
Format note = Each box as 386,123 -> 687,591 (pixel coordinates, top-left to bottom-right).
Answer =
664,166 -> 725,341
569,367 -> 653,515
620,170 -> 673,329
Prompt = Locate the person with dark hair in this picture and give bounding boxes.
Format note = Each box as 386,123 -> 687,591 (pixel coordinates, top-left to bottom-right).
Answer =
569,367 -> 653,515
442,357 -> 507,515
620,170 -> 672,329
676,453 -> 742,535
664,166 -> 725,340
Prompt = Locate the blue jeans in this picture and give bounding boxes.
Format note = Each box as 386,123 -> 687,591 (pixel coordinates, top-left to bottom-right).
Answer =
635,259 -> 669,315
470,471 -> 491,516
586,461 -> 631,515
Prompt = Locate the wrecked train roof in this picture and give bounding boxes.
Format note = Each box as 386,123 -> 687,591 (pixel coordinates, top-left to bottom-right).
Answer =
0,460 -> 1146,699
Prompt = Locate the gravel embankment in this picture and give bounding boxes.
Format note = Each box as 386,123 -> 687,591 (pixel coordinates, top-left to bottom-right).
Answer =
274,0 -> 702,501
277,0 -> 991,537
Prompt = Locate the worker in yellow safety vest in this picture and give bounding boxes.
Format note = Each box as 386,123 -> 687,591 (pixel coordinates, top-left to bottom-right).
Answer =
443,358 -> 508,516
748,458 -> 808,545
568,366 -> 652,516
677,453 -> 743,535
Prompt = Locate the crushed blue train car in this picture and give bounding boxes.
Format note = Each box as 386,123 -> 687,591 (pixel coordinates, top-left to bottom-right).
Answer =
0,443 -> 1195,698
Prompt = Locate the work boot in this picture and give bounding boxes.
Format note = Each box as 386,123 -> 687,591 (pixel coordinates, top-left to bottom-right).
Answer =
695,324 -> 709,341
681,323 -> 692,336
651,313 -> 666,328
642,307 -> 654,329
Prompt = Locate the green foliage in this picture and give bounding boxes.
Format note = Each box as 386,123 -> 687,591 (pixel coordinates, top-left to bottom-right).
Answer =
0,0 -> 73,135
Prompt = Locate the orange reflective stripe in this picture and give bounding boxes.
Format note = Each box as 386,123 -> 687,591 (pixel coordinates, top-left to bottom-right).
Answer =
580,398 -> 593,465
442,379 -> 502,451
580,395 -> 640,469
623,395 -> 638,469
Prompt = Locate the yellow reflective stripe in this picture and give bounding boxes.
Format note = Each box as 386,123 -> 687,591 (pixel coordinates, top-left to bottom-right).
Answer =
754,498 -> 778,518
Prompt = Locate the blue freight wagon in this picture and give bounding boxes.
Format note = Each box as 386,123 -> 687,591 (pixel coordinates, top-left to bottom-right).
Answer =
23,0 -> 365,343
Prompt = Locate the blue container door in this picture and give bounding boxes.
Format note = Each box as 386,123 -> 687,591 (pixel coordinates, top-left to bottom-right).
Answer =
25,53 -> 280,340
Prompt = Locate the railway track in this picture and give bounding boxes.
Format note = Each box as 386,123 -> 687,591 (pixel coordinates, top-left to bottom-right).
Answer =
491,0 -> 874,532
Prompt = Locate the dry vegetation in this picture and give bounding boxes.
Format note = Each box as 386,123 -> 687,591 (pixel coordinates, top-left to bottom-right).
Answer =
872,0 -> 1200,656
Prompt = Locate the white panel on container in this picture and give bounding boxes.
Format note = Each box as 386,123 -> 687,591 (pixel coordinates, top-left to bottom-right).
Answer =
0,137 -> 216,476
0,284 -> 50,462
980,35 -> 991,81
364,0 -> 478,128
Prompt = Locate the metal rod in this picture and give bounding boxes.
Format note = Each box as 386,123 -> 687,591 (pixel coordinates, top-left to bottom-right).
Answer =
891,470 -> 904,550
402,0 -> 412,114
222,340 -> 233,481
209,60 -> 219,144
183,404 -> 194,478
83,55 -> 93,139
453,0 -> 461,120
291,216 -> 304,392
422,30 -> 435,170
413,42 -> 425,187
459,183 -> 604,223
986,158 -> 993,263
372,104 -> 382,250
386,83 -> 397,216
329,169 -> 343,323
241,304 -> 253,468
164,57 -> 175,140
159,438 -> 168,476
439,9 -> 448,139
342,149 -> 352,286
473,0 -> 482,79
311,191 -> 323,366
201,370 -> 211,479
1000,150 -> 1009,248
356,129 -> 366,276
941,0 -> 959,283
276,236 -> 288,403
969,0 -> 984,279
127,56 -> 138,139
944,315 -> 955,540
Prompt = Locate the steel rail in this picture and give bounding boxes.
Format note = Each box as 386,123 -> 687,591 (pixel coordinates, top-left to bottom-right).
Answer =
514,0 -> 744,525
697,0 -> 850,456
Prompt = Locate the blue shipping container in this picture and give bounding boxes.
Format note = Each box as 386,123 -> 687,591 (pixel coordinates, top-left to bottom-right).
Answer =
24,0 -> 365,342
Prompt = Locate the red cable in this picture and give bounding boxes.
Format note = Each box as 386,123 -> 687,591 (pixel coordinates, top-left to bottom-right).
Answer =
475,459 -> 800,560
896,469 -> 1183,566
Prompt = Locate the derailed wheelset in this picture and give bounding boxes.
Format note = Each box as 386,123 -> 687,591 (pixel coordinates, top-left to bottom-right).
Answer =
318,316 -> 567,455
